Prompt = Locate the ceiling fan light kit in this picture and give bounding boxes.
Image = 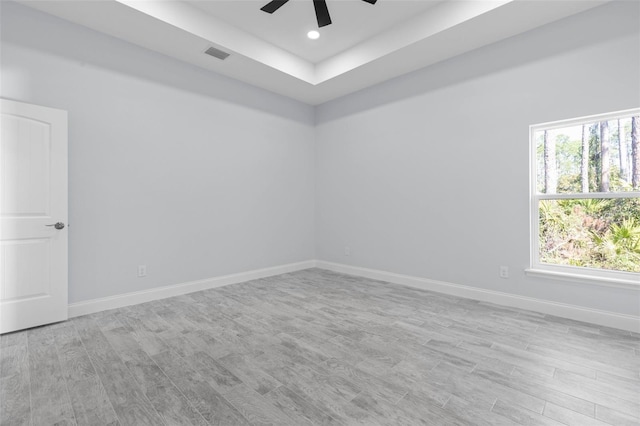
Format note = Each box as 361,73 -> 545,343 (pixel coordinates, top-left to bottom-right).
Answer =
261,0 -> 378,28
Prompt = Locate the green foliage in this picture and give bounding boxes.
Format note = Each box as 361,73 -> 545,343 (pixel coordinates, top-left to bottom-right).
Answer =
536,118 -> 636,194
589,123 -> 601,192
535,115 -> 640,273
539,198 -> 640,273
610,218 -> 640,253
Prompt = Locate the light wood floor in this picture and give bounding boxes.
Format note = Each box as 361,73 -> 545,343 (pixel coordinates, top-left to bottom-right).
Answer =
1,268 -> 638,425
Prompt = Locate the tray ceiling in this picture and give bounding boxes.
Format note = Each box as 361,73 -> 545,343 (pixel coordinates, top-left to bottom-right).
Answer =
19,0 -> 609,105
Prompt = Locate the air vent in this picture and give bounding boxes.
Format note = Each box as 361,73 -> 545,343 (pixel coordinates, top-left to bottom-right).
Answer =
204,46 -> 230,60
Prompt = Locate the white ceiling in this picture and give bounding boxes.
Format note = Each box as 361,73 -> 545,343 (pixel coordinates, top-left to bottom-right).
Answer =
189,0 -> 443,63
19,0 -> 609,105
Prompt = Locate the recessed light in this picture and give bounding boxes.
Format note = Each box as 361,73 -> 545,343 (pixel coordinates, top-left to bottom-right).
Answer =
307,30 -> 320,40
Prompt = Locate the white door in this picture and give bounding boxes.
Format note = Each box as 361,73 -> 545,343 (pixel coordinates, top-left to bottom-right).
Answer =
0,99 -> 68,334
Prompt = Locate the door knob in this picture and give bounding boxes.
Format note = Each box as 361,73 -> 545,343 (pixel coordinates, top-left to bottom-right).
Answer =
45,222 -> 65,230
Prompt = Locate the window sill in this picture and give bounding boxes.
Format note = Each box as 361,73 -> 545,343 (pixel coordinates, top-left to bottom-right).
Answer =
525,268 -> 640,290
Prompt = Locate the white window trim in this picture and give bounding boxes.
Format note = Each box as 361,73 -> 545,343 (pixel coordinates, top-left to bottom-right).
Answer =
524,267 -> 640,290
529,108 -> 640,290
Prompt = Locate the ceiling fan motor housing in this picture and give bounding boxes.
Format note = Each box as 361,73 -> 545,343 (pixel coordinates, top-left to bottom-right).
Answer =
260,0 -> 378,28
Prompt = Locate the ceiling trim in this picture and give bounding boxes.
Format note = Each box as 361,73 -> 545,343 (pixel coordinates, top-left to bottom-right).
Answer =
116,0 -> 316,82
18,0 -> 611,105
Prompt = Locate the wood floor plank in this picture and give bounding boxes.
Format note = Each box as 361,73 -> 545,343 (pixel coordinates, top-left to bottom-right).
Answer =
394,391 -> 466,426
53,322 -> 98,382
441,394 -> 514,426
275,332 -> 333,365
596,370 -> 640,394
556,368 -> 640,405
184,351 -> 243,391
289,330 -> 365,365
551,368 -> 640,418
185,329 -> 235,359
595,404 -> 640,426
353,389 -> 442,426
322,357 -> 408,404
27,327 -> 77,426
2,269 -> 638,426
484,366 -> 596,417
288,359 -> 362,402
152,350 -> 251,425
113,315 -> 173,357
100,321 -> 209,426
381,359 -> 450,405
51,322 -> 119,425
527,343 -> 639,379
253,360 -> 364,424
458,341 -> 559,377
263,385 -> 340,426
534,327 -> 637,363
65,376 -> 120,426
491,399 -> 566,426
74,318 -> 167,426
0,343 -> 28,379
0,331 -> 27,349
0,371 -> 31,426
217,352 -> 282,396
492,341 -> 598,379
222,383 -> 297,426
543,401 -> 613,426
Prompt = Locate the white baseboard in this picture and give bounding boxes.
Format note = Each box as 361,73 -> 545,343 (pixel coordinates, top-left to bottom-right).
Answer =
315,261 -> 640,333
68,258 -> 638,333
68,260 -> 317,318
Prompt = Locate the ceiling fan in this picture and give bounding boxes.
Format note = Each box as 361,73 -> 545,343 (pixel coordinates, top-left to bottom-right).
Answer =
260,0 -> 378,28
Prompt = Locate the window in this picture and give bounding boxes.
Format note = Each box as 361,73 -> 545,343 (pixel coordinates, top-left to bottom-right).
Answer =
529,109 -> 640,286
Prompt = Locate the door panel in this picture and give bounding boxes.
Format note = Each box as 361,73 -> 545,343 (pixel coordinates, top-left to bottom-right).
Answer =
0,99 -> 68,334
2,239 -> 50,300
1,114 -> 50,216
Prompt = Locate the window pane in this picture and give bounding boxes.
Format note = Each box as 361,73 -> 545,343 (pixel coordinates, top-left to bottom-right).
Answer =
538,198 -> 640,273
535,116 -> 637,194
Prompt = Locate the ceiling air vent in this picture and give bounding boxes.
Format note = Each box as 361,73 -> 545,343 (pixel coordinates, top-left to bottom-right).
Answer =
204,46 -> 230,60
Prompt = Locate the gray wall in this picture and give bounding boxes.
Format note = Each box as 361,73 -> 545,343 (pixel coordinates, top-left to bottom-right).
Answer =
1,2 -> 316,303
3,1 -> 639,316
315,1 -> 640,316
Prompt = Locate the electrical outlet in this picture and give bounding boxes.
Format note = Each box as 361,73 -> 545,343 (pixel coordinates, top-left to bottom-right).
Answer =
344,246 -> 351,256
138,265 -> 147,277
499,266 -> 509,279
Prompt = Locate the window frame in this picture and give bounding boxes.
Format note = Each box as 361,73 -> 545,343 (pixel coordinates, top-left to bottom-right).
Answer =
528,108 -> 640,289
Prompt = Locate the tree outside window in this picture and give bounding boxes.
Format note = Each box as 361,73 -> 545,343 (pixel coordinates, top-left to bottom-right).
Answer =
531,109 -> 640,279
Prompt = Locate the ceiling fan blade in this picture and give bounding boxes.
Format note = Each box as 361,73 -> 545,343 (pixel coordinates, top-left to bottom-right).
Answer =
361,0 -> 378,3
260,0 -> 290,14
313,0 -> 332,27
